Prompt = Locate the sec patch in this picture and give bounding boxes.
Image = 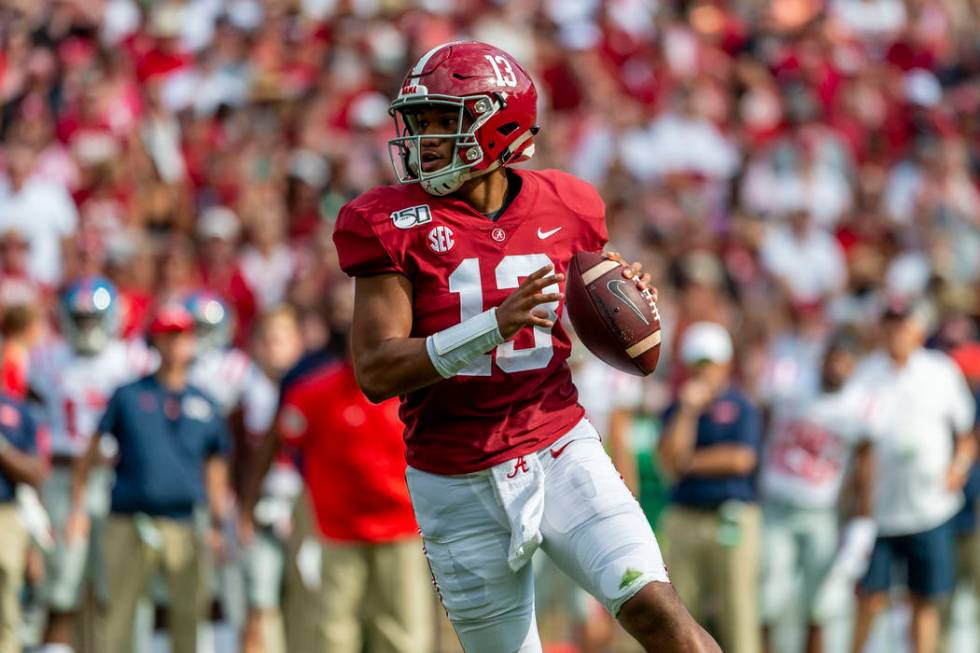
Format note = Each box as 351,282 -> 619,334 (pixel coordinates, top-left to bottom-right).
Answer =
428,226 -> 455,253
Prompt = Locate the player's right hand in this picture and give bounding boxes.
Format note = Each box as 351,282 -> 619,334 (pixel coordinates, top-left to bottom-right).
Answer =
495,264 -> 564,340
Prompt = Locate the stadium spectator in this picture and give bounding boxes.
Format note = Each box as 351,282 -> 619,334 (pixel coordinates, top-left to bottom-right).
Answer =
850,299 -> 977,653
0,141 -> 78,286
67,303 -> 230,653
657,322 -> 763,653
0,392 -> 43,653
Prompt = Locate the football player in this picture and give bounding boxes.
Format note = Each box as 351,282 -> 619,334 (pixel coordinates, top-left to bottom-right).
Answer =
759,331 -> 876,653
182,291 -> 279,641
332,41 -> 718,652
184,291 -> 257,417
32,277 -> 154,652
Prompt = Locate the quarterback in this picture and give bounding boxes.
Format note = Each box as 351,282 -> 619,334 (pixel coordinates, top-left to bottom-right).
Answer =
332,41 -> 718,652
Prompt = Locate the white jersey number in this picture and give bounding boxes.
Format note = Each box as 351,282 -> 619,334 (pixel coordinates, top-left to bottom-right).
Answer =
448,254 -> 558,376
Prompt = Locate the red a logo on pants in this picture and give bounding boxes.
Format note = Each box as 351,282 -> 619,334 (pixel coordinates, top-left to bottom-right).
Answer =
506,456 -> 529,478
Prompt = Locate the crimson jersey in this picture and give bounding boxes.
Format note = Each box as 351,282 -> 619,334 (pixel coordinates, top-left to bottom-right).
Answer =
333,168 -> 607,474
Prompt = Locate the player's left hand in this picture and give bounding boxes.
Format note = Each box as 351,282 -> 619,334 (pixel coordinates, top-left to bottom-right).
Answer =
604,251 -> 658,307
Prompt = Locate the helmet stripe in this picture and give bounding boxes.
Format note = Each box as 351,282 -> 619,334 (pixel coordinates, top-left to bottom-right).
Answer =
410,40 -> 464,78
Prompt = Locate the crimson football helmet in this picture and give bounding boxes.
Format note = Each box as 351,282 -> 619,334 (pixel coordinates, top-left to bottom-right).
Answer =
388,40 -> 539,196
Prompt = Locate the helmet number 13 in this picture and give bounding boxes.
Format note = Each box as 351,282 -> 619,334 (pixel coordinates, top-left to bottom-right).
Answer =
484,55 -> 517,87
448,254 -> 558,375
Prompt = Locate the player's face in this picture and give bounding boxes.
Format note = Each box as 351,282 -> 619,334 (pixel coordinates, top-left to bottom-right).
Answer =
403,106 -> 467,173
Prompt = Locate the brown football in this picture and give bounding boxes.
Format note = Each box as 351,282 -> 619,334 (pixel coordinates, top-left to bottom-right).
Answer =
565,251 -> 662,376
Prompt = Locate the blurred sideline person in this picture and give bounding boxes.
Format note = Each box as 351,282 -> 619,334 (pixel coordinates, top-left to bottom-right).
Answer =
67,303 -> 231,653
29,277 -> 154,653
0,285 -> 43,399
759,331 -> 876,653
181,290 -> 271,640
243,281 -> 433,653
851,300 -> 976,653
240,307 -> 305,653
0,390 -> 44,652
658,322 -> 763,653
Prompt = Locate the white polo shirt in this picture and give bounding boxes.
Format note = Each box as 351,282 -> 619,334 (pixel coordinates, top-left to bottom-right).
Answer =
848,348 -> 975,536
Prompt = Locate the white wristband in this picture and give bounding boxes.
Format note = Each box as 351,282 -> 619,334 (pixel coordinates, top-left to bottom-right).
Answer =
426,308 -> 504,378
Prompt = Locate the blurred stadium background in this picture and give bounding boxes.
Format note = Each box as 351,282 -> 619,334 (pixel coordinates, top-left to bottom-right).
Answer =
0,0 -> 979,652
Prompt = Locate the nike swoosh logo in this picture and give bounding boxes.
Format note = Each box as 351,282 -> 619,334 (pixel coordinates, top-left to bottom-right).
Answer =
537,226 -> 562,239
607,279 -> 650,325
550,441 -> 573,458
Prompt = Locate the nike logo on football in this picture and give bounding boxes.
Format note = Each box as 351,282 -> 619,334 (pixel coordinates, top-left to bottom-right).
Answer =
550,441 -> 573,458
607,279 -> 650,325
537,226 -> 562,240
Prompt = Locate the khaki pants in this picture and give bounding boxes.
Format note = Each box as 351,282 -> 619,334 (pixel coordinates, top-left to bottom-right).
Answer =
0,504 -> 27,653
320,536 -> 433,653
283,490 -> 322,653
662,503 -> 762,653
103,516 -> 205,653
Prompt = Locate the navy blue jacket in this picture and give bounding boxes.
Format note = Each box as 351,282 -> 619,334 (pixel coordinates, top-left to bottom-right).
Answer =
664,387 -> 762,508
99,375 -> 229,519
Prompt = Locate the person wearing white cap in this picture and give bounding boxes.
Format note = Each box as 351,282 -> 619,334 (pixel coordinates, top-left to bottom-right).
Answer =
849,299 -> 976,653
657,322 -> 763,653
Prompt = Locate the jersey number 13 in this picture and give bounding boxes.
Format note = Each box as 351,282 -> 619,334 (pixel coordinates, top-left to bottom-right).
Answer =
448,254 -> 559,376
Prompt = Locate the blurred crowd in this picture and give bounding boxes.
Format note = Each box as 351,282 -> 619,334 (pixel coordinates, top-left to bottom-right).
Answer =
0,0 -> 979,652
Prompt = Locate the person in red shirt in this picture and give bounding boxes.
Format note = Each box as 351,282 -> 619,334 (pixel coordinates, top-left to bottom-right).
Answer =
331,41 -> 718,653
243,281 -> 432,653
0,293 -> 42,400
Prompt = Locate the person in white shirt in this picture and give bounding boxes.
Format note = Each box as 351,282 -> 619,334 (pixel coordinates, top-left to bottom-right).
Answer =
760,331 -> 876,653
0,142 -> 78,286
850,300 -> 976,653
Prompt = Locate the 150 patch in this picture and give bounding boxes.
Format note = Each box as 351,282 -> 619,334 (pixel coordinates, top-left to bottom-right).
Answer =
391,204 -> 433,229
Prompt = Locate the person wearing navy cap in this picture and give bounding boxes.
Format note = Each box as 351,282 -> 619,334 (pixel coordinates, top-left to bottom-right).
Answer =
66,303 -> 231,653
0,393 -> 43,653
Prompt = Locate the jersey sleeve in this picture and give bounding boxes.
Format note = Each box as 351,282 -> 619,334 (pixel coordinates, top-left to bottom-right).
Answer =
731,398 -> 763,450
333,202 -> 405,277
579,199 -> 608,253
538,169 -> 608,252
7,404 -> 37,454
207,410 -> 231,457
